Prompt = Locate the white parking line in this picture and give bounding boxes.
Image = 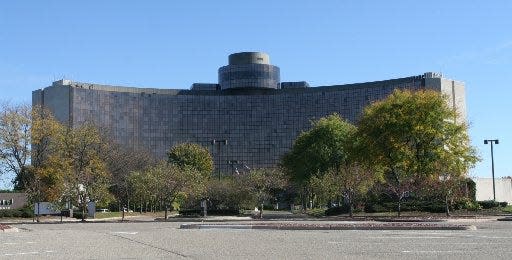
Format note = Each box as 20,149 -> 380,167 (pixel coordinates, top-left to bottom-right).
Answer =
2,250 -> 54,256
3,252 -> 38,256
329,241 -> 510,245
2,242 -> 37,245
367,236 -> 449,239
478,236 -> 512,239
18,252 -> 39,255
402,250 -> 478,254
112,231 -> 138,235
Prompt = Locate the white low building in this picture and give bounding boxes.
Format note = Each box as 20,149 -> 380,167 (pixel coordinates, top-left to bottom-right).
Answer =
474,177 -> 512,204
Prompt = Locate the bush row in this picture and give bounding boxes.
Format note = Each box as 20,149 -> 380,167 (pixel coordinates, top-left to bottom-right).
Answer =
72,211 -> 86,220
178,208 -> 240,217
477,200 -> 508,209
364,201 -> 447,213
0,207 -> 34,218
325,204 -> 352,216
324,200 -> 509,216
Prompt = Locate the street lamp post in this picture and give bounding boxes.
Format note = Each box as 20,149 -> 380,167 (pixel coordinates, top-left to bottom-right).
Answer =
212,139 -> 227,180
439,173 -> 451,217
484,139 -> 499,201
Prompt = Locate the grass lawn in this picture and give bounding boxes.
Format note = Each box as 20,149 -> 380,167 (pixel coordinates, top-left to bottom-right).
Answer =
94,212 -> 122,219
502,205 -> 512,213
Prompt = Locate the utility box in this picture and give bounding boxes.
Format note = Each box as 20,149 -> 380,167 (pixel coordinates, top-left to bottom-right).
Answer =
87,202 -> 96,218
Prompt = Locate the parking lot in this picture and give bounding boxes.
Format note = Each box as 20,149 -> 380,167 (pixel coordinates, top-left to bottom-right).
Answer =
1,218 -> 511,259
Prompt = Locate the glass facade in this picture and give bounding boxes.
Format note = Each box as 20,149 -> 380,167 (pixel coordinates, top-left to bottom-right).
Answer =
218,64 -> 280,90
33,52 -> 464,176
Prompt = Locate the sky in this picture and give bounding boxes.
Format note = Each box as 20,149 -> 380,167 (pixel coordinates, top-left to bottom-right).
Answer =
0,1 -> 511,188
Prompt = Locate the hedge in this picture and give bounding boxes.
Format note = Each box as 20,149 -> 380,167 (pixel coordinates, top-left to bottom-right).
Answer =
477,200 -> 508,209
179,208 -> 240,216
0,207 -> 34,218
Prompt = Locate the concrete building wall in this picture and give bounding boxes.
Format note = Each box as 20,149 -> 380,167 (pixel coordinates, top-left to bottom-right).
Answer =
425,74 -> 467,123
475,178 -> 512,204
32,82 -> 71,124
0,193 -> 28,210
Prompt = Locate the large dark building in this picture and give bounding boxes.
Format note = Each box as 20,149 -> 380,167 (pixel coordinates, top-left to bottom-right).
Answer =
33,52 -> 466,174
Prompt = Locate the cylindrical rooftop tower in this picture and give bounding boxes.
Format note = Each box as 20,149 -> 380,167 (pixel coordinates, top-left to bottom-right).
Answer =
218,52 -> 280,90
228,52 -> 270,65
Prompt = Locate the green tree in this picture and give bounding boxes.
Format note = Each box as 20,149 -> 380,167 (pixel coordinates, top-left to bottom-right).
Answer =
326,164 -> 379,217
358,89 -> 478,216
282,114 -> 356,183
308,136 -> 382,217
168,143 -> 214,175
309,173 -> 338,208
127,169 -> 154,214
206,178 -> 254,211
282,114 -> 357,209
101,140 -> 154,212
131,160 -> 210,220
246,168 -> 288,218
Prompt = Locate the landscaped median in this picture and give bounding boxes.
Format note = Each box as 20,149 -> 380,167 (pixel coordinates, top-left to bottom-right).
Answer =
180,222 -> 476,231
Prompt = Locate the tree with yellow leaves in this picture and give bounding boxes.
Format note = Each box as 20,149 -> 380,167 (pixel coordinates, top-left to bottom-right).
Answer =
358,89 -> 479,216
48,123 -> 113,221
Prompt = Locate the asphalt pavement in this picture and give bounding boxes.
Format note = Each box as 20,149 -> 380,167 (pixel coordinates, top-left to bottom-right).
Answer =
1,218 -> 511,259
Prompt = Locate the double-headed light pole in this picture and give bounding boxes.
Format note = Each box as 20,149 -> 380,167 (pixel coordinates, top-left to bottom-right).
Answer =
484,139 -> 499,201
212,139 -> 227,180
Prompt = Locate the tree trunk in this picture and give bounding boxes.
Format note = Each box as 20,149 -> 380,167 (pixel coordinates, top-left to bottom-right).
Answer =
81,204 -> 86,222
36,202 -> 40,222
397,199 -> 401,217
445,195 -> 450,217
301,187 -> 307,212
346,193 -> 354,218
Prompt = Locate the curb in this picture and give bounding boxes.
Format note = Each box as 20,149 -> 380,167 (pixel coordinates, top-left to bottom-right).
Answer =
375,219 -> 447,223
180,223 -> 476,231
497,217 -> 512,221
158,217 -> 254,222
